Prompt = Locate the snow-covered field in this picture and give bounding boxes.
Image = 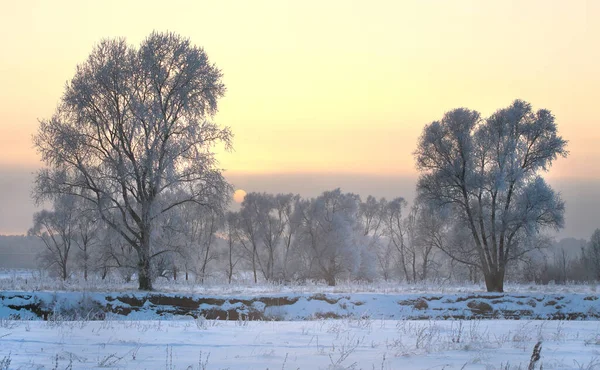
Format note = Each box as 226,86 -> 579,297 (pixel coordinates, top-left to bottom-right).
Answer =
1,269 -> 599,295
2,270 -> 600,369
1,318 -> 600,369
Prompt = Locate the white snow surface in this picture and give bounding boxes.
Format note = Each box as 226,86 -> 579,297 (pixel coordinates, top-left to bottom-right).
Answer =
1,319 -> 600,369
1,268 -> 599,295
2,291 -> 599,321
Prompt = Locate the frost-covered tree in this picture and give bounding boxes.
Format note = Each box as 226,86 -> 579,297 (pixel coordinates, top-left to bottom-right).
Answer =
235,192 -> 298,282
33,32 -> 231,290
172,202 -> 223,283
381,197 -> 412,281
72,201 -> 100,281
223,211 -> 243,284
358,196 -> 390,281
585,229 -> 600,280
237,193 -> 266,283
415,100 -> 567,292
275,193 -> 300,281
294,189 -> 361,286
28,195 -> 77,280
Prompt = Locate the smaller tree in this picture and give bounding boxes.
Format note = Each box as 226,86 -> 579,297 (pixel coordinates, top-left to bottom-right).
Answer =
28,195 -> 77,280
294,189 -> 361,286
585,229 -> 600,281
72,203 -> 100,281
223,211 -> 242,284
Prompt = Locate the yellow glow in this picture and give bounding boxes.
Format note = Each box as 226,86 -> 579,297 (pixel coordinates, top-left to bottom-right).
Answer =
0,0 -> 598,180
233,189 -> 247,204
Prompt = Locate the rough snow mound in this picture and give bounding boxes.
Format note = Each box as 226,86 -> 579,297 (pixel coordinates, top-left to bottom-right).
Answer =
1,291 -> 599,320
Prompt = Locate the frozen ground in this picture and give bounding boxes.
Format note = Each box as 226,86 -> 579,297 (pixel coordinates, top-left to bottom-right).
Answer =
2,290 -> 600,321
2,270 -> 599,369
1,269 -> 599,295
1,318 -> 600,369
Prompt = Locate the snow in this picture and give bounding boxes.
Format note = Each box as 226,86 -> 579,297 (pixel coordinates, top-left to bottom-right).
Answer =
2,272 -> 599,369
1,268 -> 599,295
2,291 -> 599,321
1,319 -> 599,369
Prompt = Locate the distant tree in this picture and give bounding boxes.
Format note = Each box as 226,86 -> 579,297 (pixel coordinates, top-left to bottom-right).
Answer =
72,203 -> 100,281
237,193 -> 266,283
33,32 -> 231,290
357,196 -> 387,281
275,193 -> 300,281
586,229 -> 600,280
180,203 -> 223,283
415,100 -> 568,292
28,195 -> 77,280
381,197 -> 411,281
223,211 -> 243,284
234,192 -> 297,282
293,189 -> 361,286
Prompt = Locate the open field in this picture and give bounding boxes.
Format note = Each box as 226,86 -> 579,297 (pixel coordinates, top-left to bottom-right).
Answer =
1,269 -> 599,295
2,270 -> 600,369
1,318 -> 600,369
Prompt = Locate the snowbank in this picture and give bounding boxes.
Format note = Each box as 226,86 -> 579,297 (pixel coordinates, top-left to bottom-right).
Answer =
1,291 -> 598,321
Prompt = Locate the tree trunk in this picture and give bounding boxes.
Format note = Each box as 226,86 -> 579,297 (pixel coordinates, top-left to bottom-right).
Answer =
326,275 -> 336,286
138,257 -> 152,290
484,270 -> 505,292
252,245 -> 258,283
228,248 -> 234,284
137,234 -> 153,291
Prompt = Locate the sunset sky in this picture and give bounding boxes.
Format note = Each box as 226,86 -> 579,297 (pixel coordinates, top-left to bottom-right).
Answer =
0,0 -> 599,236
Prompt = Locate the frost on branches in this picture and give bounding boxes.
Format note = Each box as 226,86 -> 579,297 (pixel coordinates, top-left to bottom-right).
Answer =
33,32 -> 232,290
415,100 -> 568,292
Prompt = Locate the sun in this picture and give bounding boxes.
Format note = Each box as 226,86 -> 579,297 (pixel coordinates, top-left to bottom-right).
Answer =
233,189 -> 247,203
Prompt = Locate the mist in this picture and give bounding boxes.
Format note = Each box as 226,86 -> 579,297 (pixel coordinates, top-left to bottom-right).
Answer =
1,166 -> 595,239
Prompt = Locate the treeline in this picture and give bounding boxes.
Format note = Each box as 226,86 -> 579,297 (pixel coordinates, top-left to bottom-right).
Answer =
27,190 -> 600,287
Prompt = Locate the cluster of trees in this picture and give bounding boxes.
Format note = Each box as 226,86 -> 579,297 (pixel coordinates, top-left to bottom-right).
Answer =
25,188 -> 467,286
521,234 -> 600,284
30,31 -> 582,292
31,186 -> 600,291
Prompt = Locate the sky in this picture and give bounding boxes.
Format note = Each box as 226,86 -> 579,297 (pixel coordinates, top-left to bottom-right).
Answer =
0,0 -> 599,237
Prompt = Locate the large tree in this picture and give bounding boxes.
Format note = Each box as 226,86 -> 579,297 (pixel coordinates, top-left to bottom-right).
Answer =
415,100 -> 567,292
33,32 -> 231,290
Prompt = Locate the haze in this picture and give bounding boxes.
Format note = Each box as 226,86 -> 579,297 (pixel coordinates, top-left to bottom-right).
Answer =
0,0 -> 599,237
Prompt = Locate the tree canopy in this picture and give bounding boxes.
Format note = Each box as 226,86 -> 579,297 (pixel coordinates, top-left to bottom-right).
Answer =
415,100 -> 568,292
33,32 -> 232,290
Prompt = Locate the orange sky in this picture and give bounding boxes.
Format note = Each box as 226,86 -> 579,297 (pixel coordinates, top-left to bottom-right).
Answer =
1,0 -> 598,180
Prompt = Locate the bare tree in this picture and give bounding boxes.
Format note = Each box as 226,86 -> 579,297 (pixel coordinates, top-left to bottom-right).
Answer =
181,203 -> 223,283
72,204 -> 100,281
33,32 -> 231,290
28,195 -> 76,280
224,211 -> 242,284
237,193 -> 264,283
357,196 -> 388,281
415,100 -> 567,292
276,194 -> 300,281
381,197 -> 411,282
